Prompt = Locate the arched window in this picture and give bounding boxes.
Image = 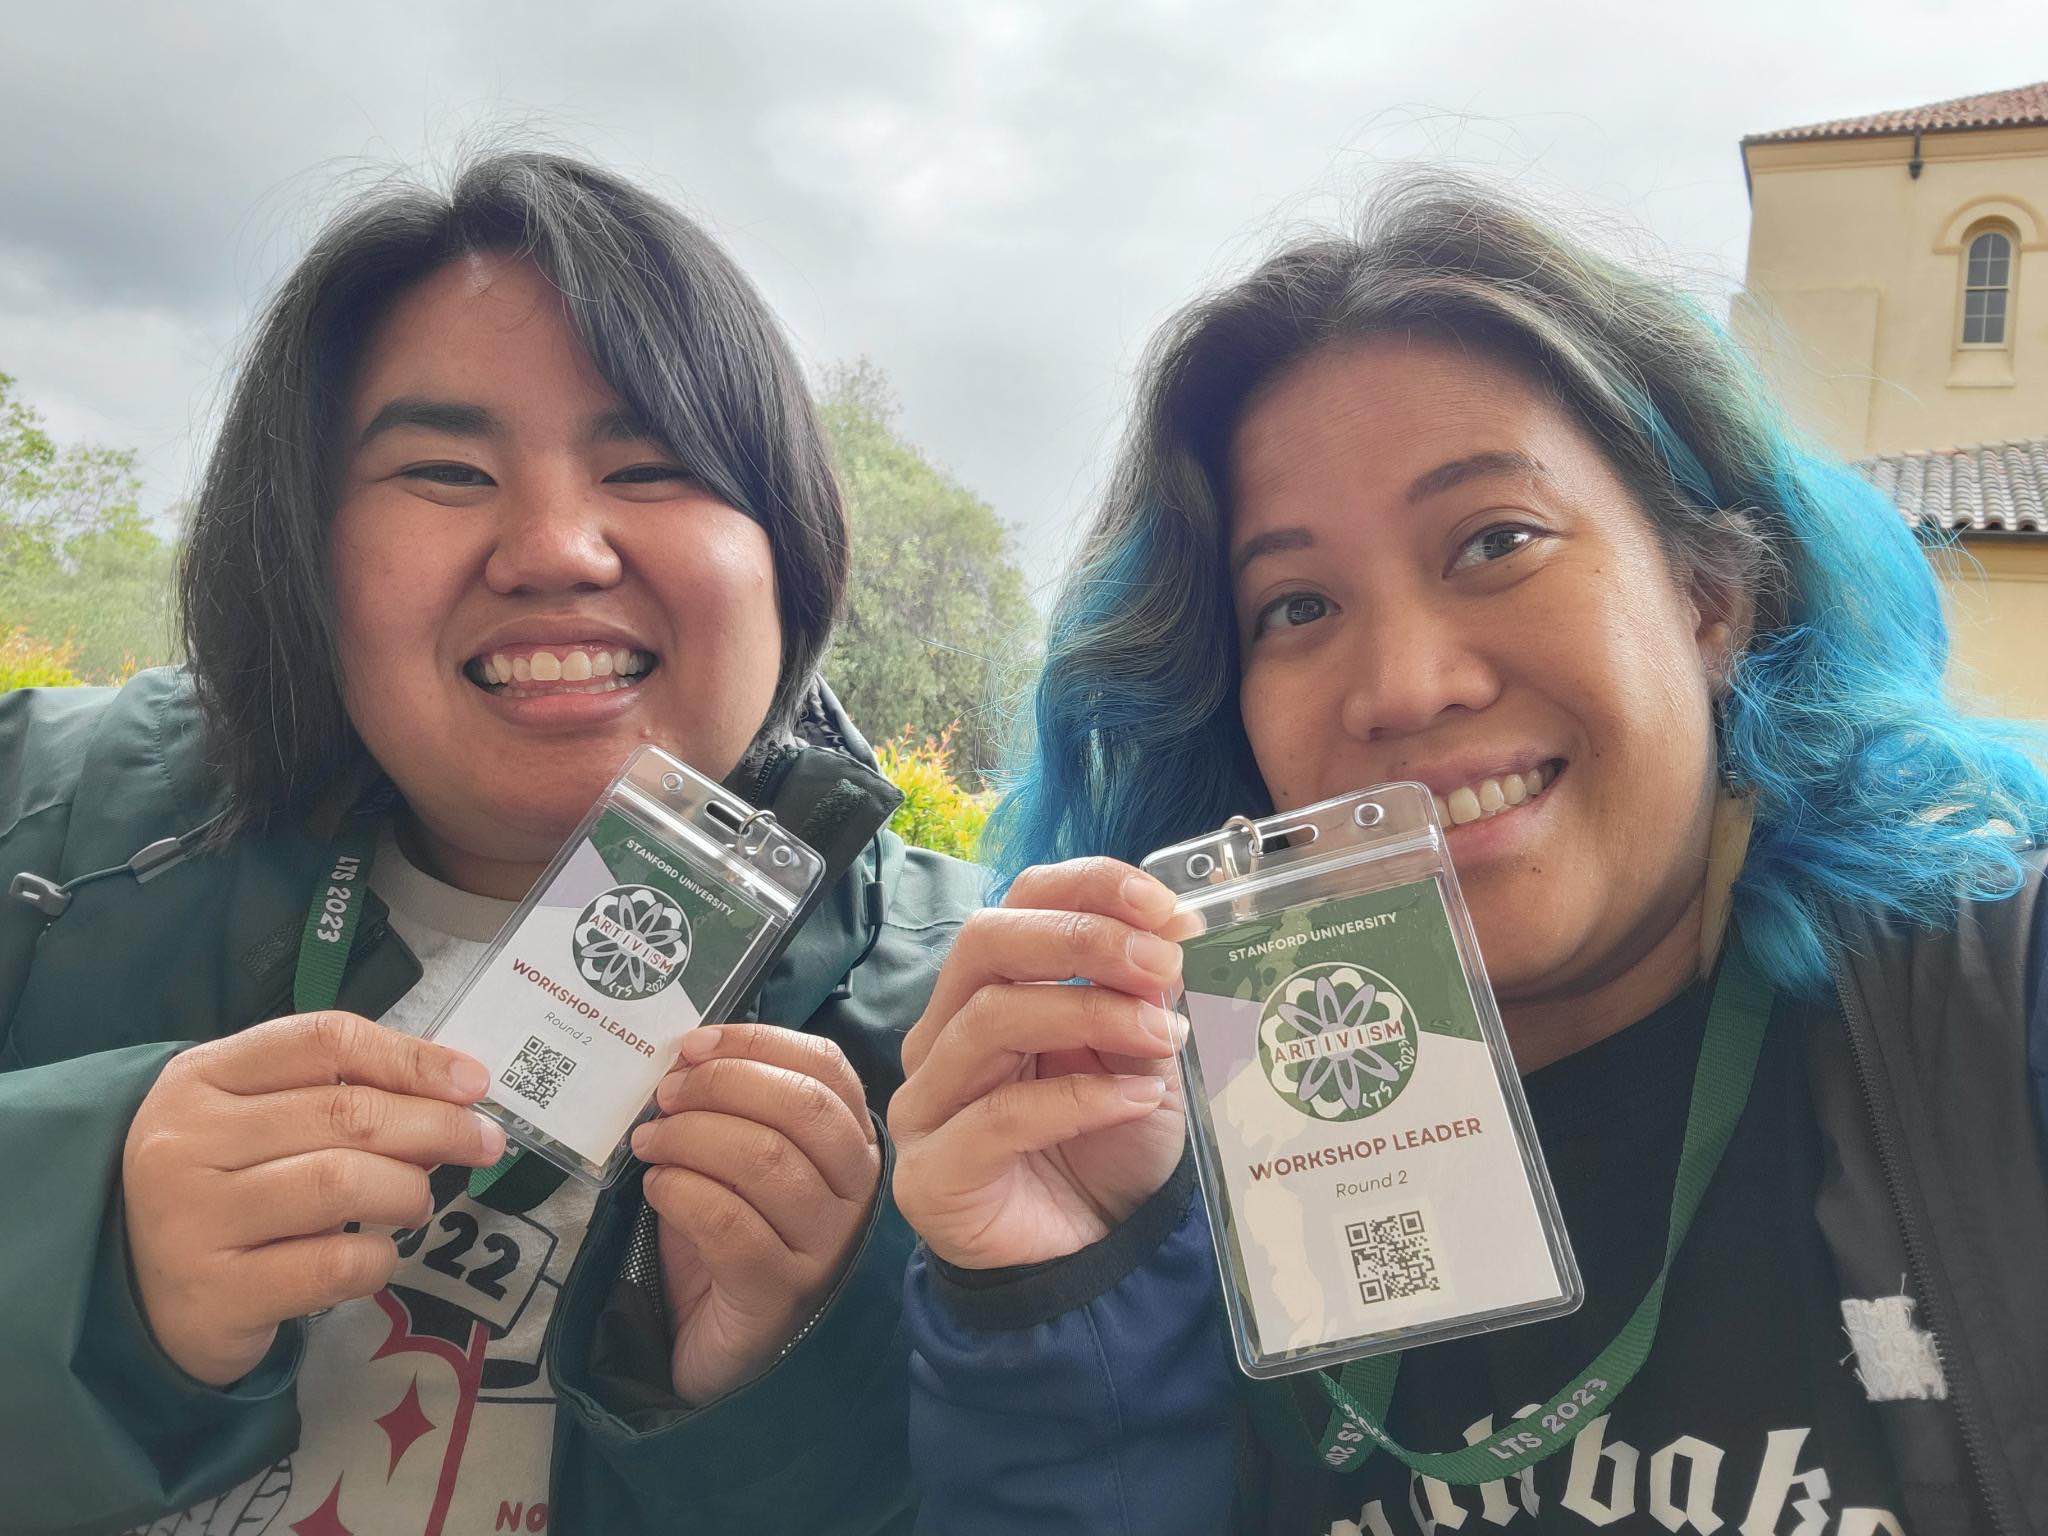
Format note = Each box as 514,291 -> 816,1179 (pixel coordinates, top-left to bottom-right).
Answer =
1961,228 -> 2013,346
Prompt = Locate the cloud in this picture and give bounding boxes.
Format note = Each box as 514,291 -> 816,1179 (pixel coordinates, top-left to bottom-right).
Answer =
3,0 -> 2045,583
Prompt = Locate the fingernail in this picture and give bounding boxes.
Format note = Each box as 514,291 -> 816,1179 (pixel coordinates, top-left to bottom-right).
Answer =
678,1027 -> 722,1063
1127,931 -> 1182,979
1141,1005 -> 1187,1051
655,1069 -> 688,1111
450,1056 -> 490,1098
1117,1075 -> 1167,1105
473,1112 -> 507,1160
630,1123 -> 654,1156
1121,872 -> 1177,923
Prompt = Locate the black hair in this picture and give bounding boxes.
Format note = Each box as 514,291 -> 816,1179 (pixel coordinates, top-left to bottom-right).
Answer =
179,150 -> 845,838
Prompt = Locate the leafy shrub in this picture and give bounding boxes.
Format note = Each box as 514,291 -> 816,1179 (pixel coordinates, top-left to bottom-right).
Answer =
1,371 -> 179,681
876,727 -> 992,860
0,629 -> 84,690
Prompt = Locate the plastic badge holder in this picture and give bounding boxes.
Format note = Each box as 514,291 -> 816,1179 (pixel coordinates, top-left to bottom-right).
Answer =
424,745 -> 825,1187
1143,783 -> 1581,1379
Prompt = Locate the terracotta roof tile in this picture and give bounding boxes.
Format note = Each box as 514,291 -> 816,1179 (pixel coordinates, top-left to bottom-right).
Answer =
1854,439 -> 2048,536
1747,81 -> 2048,145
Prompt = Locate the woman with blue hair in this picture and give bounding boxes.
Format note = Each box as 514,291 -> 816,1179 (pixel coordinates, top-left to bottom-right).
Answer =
887,176 -> 2048,1534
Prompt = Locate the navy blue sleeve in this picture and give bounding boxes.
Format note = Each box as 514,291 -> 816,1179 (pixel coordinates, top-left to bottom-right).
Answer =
903,1158 -> 1240,1535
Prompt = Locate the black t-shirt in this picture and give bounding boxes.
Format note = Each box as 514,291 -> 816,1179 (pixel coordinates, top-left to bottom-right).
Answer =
1262,979 -> 1913,1535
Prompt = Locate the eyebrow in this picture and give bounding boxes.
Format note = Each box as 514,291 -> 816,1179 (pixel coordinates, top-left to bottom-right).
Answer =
1230,450 -> 1549,580
589,406 -> 662,446
1230,527 -> 1315,579
1404,450 -> 1546,504
355,398 -> 665,450
356,397 -> 502,448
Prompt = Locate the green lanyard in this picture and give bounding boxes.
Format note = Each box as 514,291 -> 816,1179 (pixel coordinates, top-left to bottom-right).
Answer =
294,823 -> 379,1013
293,822 -> 522,1198
1308,936 -> 1774,1484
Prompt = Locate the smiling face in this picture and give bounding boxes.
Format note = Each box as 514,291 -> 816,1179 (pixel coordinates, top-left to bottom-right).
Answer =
1229,334 -> 1733,1031
329,253 -> 783,895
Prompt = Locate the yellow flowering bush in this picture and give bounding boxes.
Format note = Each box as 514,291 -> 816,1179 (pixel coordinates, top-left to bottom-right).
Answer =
0,629 -> 83,690
876,727 -> 993,861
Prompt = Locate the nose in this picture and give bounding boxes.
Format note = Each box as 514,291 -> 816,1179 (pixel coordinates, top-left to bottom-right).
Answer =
483,472 -> 624,596
1336,589 -> 1502,744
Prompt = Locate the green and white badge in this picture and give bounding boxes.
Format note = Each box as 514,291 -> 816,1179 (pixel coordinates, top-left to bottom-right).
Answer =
425,747 -> 824,1186
1143,784 -> 1580,1379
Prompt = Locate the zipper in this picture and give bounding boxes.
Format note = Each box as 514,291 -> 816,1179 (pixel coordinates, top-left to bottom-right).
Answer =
1833,972 -> 2016,1535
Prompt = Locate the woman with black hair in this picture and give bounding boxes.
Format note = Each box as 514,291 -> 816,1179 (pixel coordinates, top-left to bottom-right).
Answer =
0,152 -> 979,1534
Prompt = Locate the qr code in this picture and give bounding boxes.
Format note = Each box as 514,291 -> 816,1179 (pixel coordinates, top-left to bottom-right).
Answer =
501,1034 -> 578,1110
1346,1210 -> 1441,1305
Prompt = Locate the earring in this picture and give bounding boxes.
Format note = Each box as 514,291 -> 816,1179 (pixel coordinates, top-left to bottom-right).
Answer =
1699,691 -> 1754,975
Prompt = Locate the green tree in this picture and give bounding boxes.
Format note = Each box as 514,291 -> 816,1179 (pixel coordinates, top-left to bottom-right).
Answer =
820,361 -> 1037,783
0,372 -> 178,682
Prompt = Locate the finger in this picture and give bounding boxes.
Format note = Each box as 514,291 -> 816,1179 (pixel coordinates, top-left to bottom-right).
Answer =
191,1013 -> 490,1103
642,1164 -> 794,1282
650,1057 -> 875,1185
1002,857 -> 1176,926
667,1024 -> 870,1130
229,1150 -> 435,1245
240,1230 -> 402,1322
912,1073 -> 1168,1183
905,900 -> 1184,1078
633,1111 -> 867,1247
891,983 -> 1181,1140
215,1085 -> 507,1170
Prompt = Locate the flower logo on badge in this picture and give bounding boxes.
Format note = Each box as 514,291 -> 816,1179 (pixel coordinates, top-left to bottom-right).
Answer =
1257,962 -> 1419,1121
572,884 -> 691,1001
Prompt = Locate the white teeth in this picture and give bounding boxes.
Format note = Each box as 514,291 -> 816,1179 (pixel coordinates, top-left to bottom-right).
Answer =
1437,764 -> 1556,828
478,646 -> 650,690
490,674 -> 634,696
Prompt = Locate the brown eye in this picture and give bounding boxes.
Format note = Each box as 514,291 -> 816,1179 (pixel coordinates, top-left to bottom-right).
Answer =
402,462 -> 494,487
1253,591 -> 1331,639
1449,524 -> 1537,572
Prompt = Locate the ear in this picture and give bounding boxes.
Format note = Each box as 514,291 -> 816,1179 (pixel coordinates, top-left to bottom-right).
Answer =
1690,564 -> 1755,699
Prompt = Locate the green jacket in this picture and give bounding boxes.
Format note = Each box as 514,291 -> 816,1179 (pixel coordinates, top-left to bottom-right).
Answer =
0,669 -> 982,1536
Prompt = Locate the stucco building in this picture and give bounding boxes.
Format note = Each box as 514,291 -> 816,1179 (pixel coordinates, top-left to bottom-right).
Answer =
1735,82 -> 2048,722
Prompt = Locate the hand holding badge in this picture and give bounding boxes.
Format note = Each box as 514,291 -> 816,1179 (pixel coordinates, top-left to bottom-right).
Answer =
423,747 -> 826,1186
1147,783 -> 1777,1485
417,748 -> 893,1403
1143,782 -> 1580,1385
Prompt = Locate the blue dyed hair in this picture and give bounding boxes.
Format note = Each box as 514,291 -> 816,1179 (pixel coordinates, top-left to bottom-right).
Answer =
988,174 -> 2047,996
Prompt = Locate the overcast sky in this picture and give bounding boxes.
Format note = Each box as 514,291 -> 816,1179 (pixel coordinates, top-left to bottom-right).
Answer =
5,1 -> 2045,590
